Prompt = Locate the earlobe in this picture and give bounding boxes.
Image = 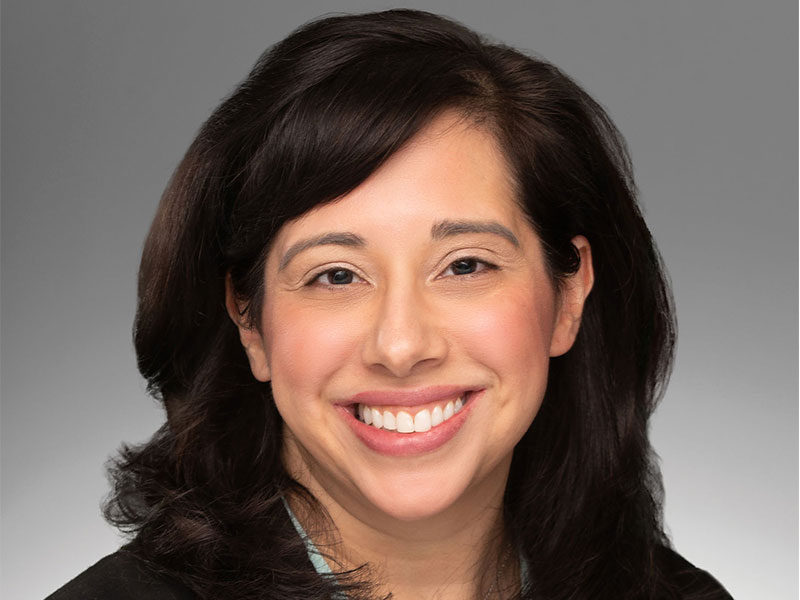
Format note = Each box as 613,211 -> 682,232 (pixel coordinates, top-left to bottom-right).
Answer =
549,236 -> 594,357
224,275 -> 272,382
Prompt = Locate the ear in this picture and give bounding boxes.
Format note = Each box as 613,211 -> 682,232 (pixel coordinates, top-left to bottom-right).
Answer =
225,274 -> 271,382
549,236 -> 594,357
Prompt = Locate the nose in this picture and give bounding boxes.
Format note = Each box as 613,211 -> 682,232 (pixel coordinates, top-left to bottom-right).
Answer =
361,282 -> 448,378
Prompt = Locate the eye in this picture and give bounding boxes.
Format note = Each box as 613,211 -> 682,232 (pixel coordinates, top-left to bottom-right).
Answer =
310,268 -> 363,286
442,257 -> 497,277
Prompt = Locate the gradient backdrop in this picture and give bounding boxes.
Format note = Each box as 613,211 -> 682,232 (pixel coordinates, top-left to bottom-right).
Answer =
2,1 -> 796,598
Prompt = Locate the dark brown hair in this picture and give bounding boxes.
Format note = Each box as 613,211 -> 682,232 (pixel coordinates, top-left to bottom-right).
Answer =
105,9 -> 686,599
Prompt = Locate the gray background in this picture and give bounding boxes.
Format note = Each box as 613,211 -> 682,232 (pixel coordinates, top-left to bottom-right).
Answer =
2,1 -> 796,598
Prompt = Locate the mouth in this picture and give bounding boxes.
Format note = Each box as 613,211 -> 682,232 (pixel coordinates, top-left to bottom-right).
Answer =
352,391 -> 472,433
338,386 -> 483,456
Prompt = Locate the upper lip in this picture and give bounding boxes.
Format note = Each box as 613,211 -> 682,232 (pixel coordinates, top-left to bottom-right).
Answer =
346,385 -> 478,407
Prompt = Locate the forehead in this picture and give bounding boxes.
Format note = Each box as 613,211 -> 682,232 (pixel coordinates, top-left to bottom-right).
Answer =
270,112 -> 530,255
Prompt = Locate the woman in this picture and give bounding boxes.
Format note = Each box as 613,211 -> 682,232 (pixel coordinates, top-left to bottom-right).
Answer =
49,9 -> 732,600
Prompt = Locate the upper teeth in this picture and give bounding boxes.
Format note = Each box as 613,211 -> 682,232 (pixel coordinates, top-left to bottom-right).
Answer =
357,394 -> 466,433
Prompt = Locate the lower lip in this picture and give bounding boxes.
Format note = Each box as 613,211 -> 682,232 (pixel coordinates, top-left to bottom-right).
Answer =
337,390 -> 483,457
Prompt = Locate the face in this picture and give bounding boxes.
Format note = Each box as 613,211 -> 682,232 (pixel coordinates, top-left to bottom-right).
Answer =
230,112 -> 592,525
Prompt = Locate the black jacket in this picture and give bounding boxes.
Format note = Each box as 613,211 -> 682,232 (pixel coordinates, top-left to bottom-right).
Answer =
46,545 -> 733,599
46,551 -> 194,600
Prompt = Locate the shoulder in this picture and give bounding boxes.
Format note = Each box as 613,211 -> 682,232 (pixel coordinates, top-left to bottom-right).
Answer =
657,545 -> 734,599
45,550 -> 196,600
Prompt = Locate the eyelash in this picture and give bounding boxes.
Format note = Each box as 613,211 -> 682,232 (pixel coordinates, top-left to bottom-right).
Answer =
305,257 -> 498,288
440,257 -> 498,278
309,268 -> 365,287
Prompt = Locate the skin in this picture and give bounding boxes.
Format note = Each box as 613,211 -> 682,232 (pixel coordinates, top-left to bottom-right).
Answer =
227,112 -> 593,599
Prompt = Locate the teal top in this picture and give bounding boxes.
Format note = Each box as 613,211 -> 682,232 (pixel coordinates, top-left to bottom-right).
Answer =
282,496 -> 337,580
282,496 -> 530,596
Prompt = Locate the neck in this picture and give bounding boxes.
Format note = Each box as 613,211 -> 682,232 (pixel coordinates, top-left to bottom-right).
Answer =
283,434 -> 516,599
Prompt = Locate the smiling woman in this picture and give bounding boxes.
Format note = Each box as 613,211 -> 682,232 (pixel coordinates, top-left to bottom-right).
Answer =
48,9 -> 731,600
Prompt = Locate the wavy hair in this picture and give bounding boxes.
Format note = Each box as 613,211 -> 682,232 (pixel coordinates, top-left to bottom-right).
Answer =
105,9 -> 682,599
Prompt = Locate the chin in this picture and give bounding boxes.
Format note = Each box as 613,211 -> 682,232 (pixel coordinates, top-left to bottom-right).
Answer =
366,486 -> 466,523
354,459 -> 479,523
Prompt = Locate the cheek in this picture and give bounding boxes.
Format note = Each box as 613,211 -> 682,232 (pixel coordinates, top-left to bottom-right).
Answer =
457,286 -> 555,364
457,286 -> 557,459
263,301 -> 360,402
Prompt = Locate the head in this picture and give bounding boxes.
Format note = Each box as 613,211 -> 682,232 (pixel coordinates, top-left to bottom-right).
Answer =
125,9 -> 675,597
223,109 -> 594,524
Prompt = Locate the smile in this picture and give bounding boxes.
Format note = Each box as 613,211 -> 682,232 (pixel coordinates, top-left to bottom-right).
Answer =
339,387 -> 482,456
357,393 -> 466,433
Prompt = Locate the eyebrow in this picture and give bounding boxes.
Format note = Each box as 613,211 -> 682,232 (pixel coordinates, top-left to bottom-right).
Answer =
278,219 -> 519,271
279,232 -> 365,271
430,219 -> 520,247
